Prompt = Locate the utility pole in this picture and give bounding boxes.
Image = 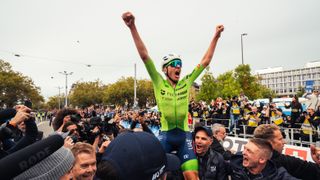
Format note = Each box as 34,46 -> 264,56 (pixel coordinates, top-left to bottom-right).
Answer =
59,71 -> 73,107
57,86 -> 62,109
241,33 -> 248,65
134,63 -> 137,109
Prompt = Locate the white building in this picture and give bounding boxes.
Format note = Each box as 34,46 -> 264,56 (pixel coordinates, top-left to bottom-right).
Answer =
255,61 -> 320,96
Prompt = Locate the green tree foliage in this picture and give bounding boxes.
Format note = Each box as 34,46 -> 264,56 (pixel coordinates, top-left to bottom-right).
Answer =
216,71 -> 241,99
197,64 -> 275,102
0,60 -> 44,108
46,95 -> 64,109
137,79 -> 155,107
103,77 -> 134,107
69,80 -> 104,107
196,70 -> 217,103
103,77 -> 155,108
234,64 -> 275,99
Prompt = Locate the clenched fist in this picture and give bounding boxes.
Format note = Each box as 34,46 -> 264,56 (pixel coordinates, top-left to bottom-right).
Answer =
122,11 -> 135,28
215,25 -> 224,38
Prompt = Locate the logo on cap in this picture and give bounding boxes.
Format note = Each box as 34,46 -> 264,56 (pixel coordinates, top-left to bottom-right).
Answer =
152,165 -> 165,180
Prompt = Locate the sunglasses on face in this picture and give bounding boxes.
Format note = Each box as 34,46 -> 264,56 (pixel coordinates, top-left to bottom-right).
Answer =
167,59 -> 182,68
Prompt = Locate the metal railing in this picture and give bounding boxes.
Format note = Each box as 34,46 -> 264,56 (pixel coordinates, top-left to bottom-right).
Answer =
191,117 -> 320,147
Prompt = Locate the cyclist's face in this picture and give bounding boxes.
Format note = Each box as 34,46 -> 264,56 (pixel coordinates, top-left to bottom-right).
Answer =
165,65 -> 181,83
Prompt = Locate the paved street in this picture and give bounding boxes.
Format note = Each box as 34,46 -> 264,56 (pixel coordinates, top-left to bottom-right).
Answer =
37,120 -> 53,138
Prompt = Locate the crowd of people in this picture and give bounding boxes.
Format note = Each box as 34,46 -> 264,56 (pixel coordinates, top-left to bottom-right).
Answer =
1,102 -> 320,179
189,90 -> 320,144
1,10 -> 320,179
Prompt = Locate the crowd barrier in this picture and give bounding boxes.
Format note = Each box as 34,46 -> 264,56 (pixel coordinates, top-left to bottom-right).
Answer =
191,117 -> 320,147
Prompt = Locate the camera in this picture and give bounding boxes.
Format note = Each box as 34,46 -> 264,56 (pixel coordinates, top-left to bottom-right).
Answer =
248,111 -> 254,115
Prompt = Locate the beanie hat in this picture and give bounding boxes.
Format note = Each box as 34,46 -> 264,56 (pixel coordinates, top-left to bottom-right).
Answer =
0,135 -> 74,180
14,146 -> 74,180
101,131 -> 180,180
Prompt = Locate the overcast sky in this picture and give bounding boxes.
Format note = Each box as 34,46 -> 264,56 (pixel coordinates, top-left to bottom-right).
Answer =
0,0 -> 319,99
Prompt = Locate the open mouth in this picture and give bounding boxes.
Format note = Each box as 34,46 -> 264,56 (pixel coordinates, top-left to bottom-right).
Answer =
174,71 -> 180,79
196,144 -> 203,152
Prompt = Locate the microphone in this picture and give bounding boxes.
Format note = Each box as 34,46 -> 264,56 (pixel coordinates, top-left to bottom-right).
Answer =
0,134 -> 64,179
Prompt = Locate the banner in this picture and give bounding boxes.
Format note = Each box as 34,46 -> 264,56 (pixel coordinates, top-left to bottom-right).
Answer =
223,136 -> 313,162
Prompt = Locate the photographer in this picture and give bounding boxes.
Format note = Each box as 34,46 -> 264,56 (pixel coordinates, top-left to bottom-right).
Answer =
0,105 -> 38,159
130,110 -> 153,134
266,102 -> 284,126
299,107 -> 319,145
243,106 -> 261,134
52,108 -> 79,132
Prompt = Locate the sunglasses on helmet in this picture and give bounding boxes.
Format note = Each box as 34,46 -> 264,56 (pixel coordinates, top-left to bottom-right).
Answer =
166,59 -> 182,68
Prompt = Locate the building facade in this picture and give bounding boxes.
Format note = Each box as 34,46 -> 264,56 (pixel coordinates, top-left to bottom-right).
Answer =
255,61 -> 320,96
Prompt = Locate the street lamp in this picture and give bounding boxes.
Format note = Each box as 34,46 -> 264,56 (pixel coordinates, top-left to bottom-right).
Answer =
241,33 -> 248,65
59,71 -> 73,107
57,86 -> 63,109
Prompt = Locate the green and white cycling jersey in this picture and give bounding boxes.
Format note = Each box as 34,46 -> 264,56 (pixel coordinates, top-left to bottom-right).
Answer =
145,58 -> 205,131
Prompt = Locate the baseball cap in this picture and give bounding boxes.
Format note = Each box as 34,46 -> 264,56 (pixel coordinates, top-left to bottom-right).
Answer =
194,126 -> 213,138
100,131 -> 180,180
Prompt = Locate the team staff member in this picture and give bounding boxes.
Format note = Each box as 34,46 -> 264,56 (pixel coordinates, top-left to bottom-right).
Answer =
194,126 -> 226,180
122,11 -> 224,179
254,124 -> 320,180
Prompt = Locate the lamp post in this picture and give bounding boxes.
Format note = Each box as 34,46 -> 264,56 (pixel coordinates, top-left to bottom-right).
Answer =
59,71 -> 73,107
241,33 -> 247,65
57,86 -> 62,109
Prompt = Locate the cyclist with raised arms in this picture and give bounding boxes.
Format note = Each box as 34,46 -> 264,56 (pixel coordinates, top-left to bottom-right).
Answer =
122,11 -> 224,179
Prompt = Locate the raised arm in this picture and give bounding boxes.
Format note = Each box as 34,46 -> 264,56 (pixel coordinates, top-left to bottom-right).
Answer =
200,25 -> 224,67
122,12 -> 150,63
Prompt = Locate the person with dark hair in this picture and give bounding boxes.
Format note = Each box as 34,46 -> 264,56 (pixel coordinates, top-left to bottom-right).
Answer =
254,124 -> 320,180
300,106 -> 320,144
194,126 -> 226,180
52,108 -> 78,132
228,138 -> 298,180
122,11 -> 224,179
289,95 -> 303,128
266,102 -> 285,126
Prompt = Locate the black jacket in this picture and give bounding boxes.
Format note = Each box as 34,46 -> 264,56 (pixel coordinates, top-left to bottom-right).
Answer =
228,154 -> 299,180
272,150 -> 320,180
197,148 -> 227,180
211,137 -> 233,160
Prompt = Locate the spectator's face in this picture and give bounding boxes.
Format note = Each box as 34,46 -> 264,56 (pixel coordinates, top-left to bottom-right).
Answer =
242,141 -> 261,169
67,124 -> 79,137
71,152 -> 97,180
215,127 -> 226,141
270,130 -> 285,153
195,130 -> 212,156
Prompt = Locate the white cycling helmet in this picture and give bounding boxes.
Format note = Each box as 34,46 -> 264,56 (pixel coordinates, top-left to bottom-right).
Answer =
161,53 -> 182,68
